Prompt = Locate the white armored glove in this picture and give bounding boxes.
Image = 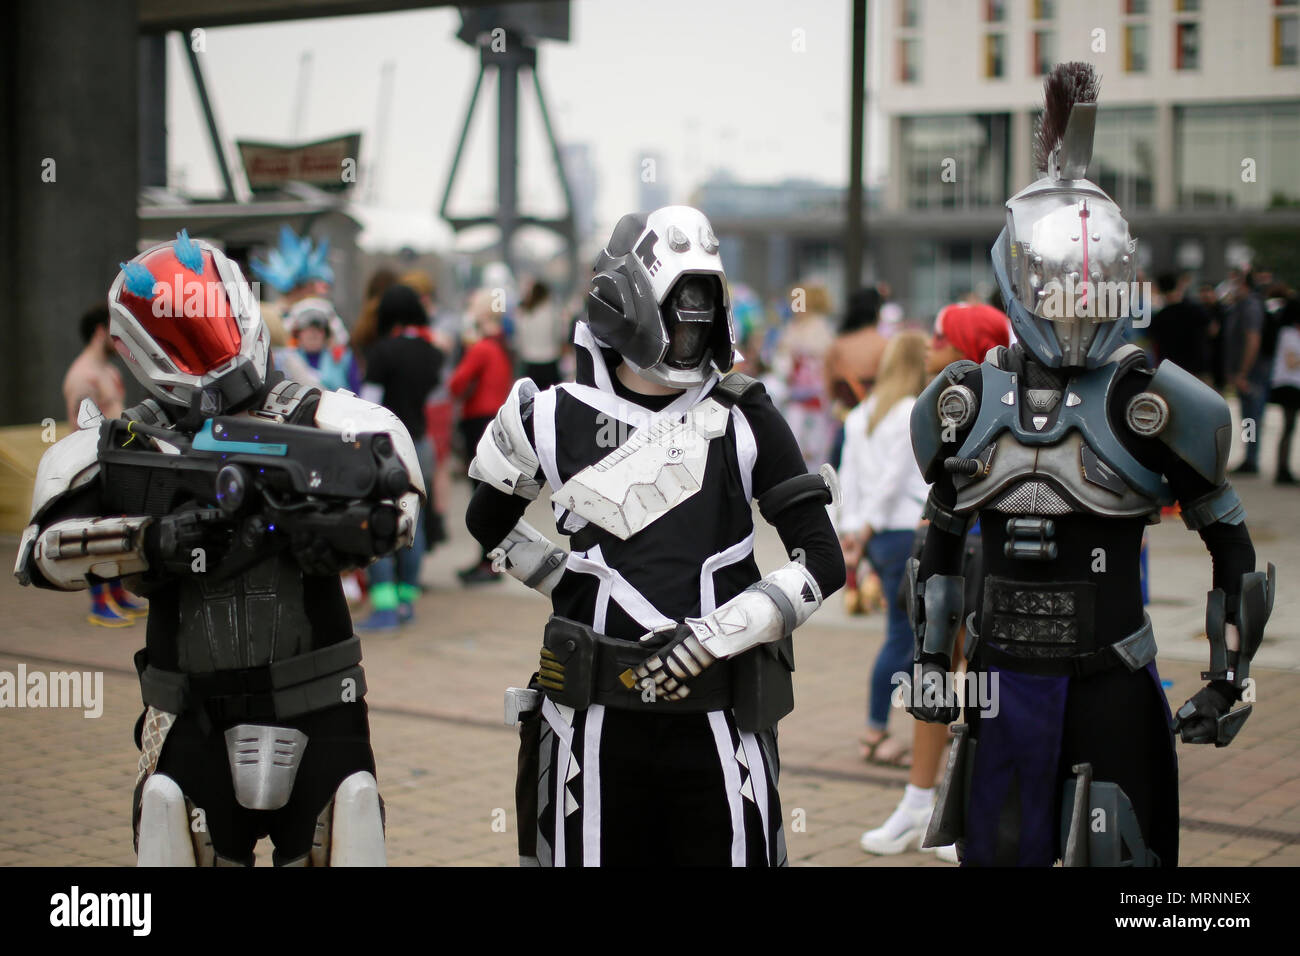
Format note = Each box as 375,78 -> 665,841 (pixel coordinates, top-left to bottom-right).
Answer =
623,562 -> 822,701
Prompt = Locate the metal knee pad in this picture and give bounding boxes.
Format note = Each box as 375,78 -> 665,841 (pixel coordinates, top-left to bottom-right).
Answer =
280,771 -> 388,867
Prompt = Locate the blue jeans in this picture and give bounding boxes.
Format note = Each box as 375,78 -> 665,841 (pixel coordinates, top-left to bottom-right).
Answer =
1240,364 -> 1272,468
369,436 -> 434,602
866,529 -> 916,731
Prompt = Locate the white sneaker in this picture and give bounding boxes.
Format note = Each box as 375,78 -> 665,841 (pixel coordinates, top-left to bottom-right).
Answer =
859,801 -> 932,855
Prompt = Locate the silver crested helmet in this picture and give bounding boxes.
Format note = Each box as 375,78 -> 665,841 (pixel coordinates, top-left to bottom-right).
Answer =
109,230 -> 270,415
993,62 -> 1139,369
584,205 -> 737,388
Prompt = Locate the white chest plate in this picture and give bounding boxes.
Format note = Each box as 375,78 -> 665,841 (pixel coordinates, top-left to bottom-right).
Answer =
552,398 -> 731,540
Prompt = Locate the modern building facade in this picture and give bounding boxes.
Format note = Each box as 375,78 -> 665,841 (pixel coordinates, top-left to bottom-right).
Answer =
700,0 -> 1300,321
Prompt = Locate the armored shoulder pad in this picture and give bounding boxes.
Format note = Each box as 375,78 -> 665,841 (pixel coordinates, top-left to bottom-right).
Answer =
911,360 -> 980,477
1130,360 -> 1232,485
29,427 -> 101,523
711,371 -> 765,407
314,389 -> 425,497
468,378 -> 543,499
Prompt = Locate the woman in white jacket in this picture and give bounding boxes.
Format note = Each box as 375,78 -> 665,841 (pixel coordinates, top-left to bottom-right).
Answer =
837,332 -> 930,769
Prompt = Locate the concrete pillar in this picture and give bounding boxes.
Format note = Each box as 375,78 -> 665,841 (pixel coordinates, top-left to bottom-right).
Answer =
2,1 -> 140,426
1155,101 -> 1176,212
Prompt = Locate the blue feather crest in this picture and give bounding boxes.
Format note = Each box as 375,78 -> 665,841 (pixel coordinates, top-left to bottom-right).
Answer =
250,225 -> 333,294
120,261 -> 158,299
174,229 -> 205,273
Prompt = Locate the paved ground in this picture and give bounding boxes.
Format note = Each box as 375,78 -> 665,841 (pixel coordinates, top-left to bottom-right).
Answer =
1,402 -> 1297,867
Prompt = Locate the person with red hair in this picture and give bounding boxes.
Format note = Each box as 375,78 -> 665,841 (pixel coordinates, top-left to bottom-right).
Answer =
859,301 -> 1009,861
926,302 -> 1012,373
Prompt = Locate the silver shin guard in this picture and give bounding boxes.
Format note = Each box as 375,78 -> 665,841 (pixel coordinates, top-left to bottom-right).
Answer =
326,771 -> 387,867
136,773 -> 197,867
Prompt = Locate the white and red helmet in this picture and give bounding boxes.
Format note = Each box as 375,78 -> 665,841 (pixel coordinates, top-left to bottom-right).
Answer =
108,230 -> 270,414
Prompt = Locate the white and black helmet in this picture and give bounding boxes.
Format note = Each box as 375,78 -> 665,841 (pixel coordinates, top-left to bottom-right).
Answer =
584,206 -> 736,388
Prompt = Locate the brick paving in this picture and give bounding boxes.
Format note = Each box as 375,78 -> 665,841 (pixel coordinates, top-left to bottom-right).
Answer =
1,411 -> 1297,867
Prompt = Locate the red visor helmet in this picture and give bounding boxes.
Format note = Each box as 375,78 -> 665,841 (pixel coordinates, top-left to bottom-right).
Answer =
108,231 -> 270,415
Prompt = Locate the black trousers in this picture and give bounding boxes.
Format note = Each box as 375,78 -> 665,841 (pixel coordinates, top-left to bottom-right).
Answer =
520,703 -> 785,866
142,702 -> 376,865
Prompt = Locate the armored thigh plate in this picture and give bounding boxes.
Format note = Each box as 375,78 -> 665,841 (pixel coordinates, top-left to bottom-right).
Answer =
224,724 -> 309,810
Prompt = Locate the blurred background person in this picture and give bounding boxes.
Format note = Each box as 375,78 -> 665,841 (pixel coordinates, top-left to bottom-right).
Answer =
837,331 -> 930,770
825,287 -> 887,445
1198,281 -> 1228,389
1225,269 -> 1273,475
286,297 -> 359,393
402,269 -> 456,548
857,303 -> 1008,861
513,277 -> 565,389
356,284 -> 444,630
1150,273 -> 1210,377
1269,290 -> 1300,486
773,281 -> 836,468
450,289 -> 514,584
63,305 -> 144,626
350,267 -> 400,375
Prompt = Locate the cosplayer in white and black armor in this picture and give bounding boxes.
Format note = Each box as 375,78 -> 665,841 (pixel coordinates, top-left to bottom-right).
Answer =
13,232 -> 424,866
466,206 -> 845,866
908,65 -> 1275,867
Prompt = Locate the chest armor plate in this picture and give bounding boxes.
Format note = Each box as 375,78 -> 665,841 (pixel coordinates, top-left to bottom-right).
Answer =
175,551 -> 312,673
952,357 -> 1170,518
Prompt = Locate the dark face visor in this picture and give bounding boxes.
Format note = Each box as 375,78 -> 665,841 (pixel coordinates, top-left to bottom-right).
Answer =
664,275 -> 720,370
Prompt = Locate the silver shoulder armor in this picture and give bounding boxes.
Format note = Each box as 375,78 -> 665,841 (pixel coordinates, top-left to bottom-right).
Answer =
314,389 -> 426,498
1139,361 -> 1232,485
468,378 -> 542,499
314,390 -> 423,549
28,427 -> 101,523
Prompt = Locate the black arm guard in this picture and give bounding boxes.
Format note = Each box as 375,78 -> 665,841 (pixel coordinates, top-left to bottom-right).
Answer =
903,557 -> 965,724
1173,563 -> 1275,747
757,472 -> 833,524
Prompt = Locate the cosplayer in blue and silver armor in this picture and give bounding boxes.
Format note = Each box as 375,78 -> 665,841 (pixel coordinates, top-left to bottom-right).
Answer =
13,232 -> 424,866
465,206 -> 845,866
907,64 -> 1275,867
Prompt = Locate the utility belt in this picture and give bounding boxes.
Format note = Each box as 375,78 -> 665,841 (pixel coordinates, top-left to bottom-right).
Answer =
539,615 -> 733,713
522,615 -> 794,732
972,577 -> 1156,677
134,636 -> 366,728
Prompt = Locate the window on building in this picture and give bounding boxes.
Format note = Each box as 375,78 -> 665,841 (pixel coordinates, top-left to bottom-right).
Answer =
1125,0 -> 1148,13
1033,30 -> 1055,74
1032,0 -> 1056,19
985,0 -> 1006,22
901,0 -> 920,29
899,38 -> 921,83
1176,21 -> 1200,70
900,113 -> 1010,210
1124,24 -> 1148,72
984,32 -> 1006,78
1087,107 -> 1157,210
1175,0 -> 1199,10
1277,12 -> 1299,66
1176,101 -> 1300,208
910,240 -> 994,323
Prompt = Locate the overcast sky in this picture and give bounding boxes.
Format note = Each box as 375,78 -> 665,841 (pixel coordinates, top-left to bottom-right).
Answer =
167,0 -> 879,250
